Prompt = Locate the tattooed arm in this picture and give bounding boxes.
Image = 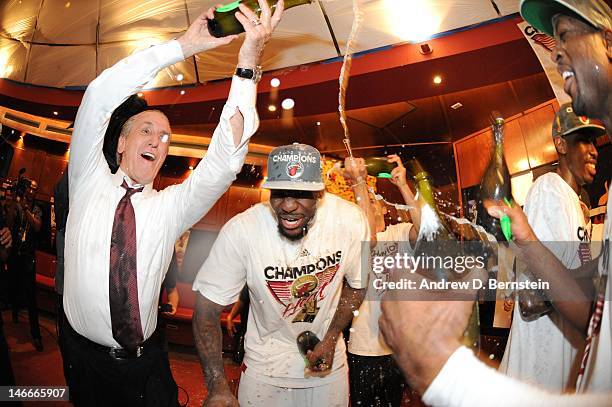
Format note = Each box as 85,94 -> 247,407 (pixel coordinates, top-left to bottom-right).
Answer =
193,294 -> 238,407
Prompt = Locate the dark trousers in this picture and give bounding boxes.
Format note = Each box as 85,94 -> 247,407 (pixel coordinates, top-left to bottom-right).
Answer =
60,319 -> 179,407
8,254 -> 40,340
348,353 -> 404,407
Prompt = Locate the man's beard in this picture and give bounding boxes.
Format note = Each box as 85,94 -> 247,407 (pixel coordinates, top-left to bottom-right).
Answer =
277,223 -> 309,241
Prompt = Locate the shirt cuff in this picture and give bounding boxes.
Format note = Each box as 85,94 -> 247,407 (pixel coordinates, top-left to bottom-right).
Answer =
422,346 -> 473,406
156,40 -> 186,69
227,75 -> 257,110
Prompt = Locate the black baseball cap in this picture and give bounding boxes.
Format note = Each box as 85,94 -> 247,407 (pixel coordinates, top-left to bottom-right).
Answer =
552,103 -> 606,139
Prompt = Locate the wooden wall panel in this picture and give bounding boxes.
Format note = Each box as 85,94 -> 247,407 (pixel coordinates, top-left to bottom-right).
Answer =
455,100 -> 559,190
504,119 -> 529,175
38,155 -> 67,199
8,147 -> 44,183
224,186 -> 261,223
519,104 -> 558,167
455,130 -> 493,188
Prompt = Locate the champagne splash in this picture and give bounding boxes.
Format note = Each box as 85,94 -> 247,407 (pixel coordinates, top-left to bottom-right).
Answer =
338,0 -> 364,159
418,204 -> 442,242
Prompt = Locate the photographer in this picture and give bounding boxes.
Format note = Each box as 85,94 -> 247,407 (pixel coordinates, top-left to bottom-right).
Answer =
4,171 -> 43,352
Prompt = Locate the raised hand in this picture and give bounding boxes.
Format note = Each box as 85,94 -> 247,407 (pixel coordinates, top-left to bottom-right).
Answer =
236,0 -> 285,67
387,154 -> 407,187
342,156 -> 367,185
177,6 -> 239,58
484,199 -> 537,245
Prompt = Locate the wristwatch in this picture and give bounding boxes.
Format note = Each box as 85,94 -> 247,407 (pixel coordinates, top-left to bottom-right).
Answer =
235,66 -> 262,84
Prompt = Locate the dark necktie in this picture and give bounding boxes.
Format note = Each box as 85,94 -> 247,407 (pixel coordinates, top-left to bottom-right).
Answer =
109,180 -> 144,351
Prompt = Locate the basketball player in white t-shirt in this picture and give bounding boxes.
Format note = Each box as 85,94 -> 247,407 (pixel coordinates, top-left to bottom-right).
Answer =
193,143 -> 370,406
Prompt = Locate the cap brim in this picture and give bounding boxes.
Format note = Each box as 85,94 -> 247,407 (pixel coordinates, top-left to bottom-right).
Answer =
261,180 -> 325,191
521,0 -> 598,36
561,124 -> 607,138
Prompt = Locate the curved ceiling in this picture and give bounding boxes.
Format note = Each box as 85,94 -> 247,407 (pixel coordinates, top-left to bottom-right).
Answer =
0,0 -> 520,88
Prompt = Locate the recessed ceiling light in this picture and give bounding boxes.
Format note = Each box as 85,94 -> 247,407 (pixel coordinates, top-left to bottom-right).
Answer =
188,165 -> 194,170
451,102 -> 463,110
176,73 -> 184,81
180,90 -> 186,95
268,105 -> 277,112
281,98 -> 295,110
433,75 -> 442,84
316,121 -> 321,126
270,78 -> 280,87
53,111 -> 58,116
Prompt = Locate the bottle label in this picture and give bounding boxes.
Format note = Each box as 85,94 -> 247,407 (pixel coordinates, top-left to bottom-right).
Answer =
216,0 -> 241,12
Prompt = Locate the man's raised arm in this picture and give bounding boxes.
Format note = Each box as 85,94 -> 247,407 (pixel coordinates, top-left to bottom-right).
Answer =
168,0 -> 285,235
69,6 -> 237,190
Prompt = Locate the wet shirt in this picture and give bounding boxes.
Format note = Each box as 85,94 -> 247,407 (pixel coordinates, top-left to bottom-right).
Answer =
193,193 -> 369,388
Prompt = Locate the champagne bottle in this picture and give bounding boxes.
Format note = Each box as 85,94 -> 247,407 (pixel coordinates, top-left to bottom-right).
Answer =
207,0 -> 312,38
296,330 -> 321,367
476,111 -> 513,242
407,158 -> 480,351
364,157 -> 397,179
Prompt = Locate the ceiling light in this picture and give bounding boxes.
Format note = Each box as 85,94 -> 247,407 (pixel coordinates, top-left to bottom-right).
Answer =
188,165 -> 194,170
451,102 -> 462,110
53,111 -> 58,116
281,98 -> 295,110
433,75 -> 442,84
180,90 -> 186,95
419,43 -> 432,55
316,121 -> 321,126
268,105 -> 277,112
176,73 -> 184,81
270,78 -> 280,87
137,92 -> 143,97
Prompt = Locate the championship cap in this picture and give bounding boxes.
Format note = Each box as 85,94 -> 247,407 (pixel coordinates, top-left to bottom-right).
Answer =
261,143 -> 325,191
520,0 -> 612,37
552,103 -> 606,139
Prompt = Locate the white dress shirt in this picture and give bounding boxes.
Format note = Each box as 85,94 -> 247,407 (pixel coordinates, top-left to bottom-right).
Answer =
64,40 -> 258,347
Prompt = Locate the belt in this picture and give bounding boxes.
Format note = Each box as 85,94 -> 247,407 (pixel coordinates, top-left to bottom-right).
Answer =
64,319 -> 160,360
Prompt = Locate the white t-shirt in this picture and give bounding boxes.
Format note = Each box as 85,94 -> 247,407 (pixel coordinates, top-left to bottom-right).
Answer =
349,222 -> 414,356
500,172 -> 590,391
580,192 -> 611,392
193,193 -> 369,388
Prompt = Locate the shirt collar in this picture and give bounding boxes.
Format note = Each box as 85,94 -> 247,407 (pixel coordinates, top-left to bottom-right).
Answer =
111,167 -> 154,195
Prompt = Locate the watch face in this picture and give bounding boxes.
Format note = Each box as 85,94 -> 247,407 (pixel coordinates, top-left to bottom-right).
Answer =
236,67 -> 262,83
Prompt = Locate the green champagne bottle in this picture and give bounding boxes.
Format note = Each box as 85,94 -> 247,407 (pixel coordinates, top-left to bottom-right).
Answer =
477,111 -> 513,242
207,0 -> 312,38
364,157 -> 397,179
407,158 -> 480,351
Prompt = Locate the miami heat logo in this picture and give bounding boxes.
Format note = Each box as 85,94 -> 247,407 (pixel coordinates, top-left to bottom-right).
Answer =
291,275 -> 318,298
286,160 -> 304,179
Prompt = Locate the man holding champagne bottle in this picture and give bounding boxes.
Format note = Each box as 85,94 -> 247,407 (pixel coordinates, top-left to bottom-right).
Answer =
379,0 -> 612,404
500,103 -> 603,391
193,143 -> 369,406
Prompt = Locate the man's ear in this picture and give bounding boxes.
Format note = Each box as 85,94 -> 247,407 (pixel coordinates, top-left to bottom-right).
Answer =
604,29 -> 612,60
553,136 -> 567,155
117,135 -> 126,155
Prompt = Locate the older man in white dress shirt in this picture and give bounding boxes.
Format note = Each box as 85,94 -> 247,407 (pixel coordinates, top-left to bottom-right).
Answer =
60,2 -> 285,406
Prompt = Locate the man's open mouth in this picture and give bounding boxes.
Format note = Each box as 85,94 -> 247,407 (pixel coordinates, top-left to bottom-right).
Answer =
279,216 -> 305,231
141,152 -> 156,161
